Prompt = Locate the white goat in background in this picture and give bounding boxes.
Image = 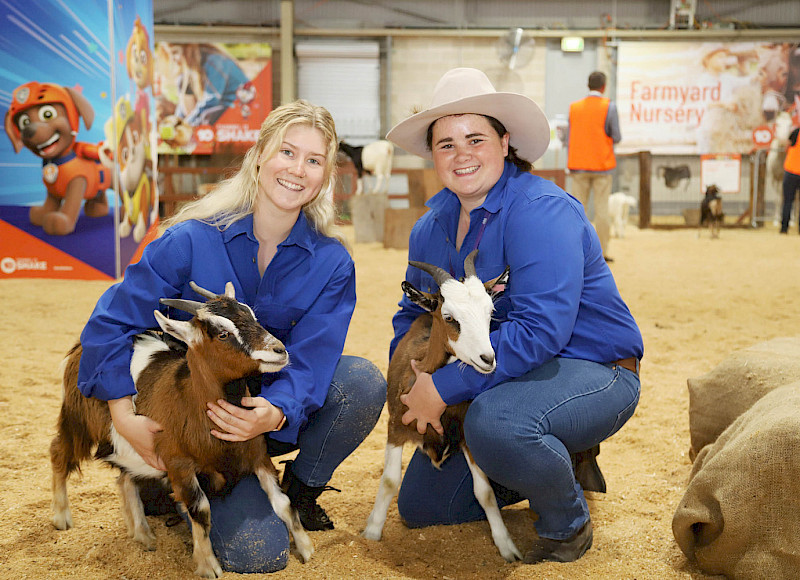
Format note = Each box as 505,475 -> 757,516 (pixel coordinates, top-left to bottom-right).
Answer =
339,140 -> 395,195
608,192 -> 638,238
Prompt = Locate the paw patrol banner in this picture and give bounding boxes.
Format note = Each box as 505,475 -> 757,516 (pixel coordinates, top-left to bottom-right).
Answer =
154,41 -> 273,155
0,0 -> 156,280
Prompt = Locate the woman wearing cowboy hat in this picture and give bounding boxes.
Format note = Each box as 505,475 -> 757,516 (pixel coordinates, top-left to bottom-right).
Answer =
386,68 -> 643,563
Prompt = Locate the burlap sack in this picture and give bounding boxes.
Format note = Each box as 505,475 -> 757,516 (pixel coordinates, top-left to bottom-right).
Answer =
673,382 -> 800,579
687,336 -> 800,458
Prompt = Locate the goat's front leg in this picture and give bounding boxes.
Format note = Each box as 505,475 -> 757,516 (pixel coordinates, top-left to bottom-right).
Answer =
363,443 -> 404,540
463,445 -> 522,562
170,466 -> 222,579
117,472 -> 157,550
254,463 -> 313,562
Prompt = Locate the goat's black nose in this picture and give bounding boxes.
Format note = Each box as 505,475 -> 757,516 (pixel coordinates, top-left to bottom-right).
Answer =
273,346 -> 286,355
480,353 -> 495,366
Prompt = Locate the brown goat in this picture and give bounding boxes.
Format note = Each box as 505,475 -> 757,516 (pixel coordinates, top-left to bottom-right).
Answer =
50,281 -> 312,578
363,251 -> 521,562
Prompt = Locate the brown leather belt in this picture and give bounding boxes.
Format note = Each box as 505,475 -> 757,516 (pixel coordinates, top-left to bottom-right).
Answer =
612,357 -> 640,376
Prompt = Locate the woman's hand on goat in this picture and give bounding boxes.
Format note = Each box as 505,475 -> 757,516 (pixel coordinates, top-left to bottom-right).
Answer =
400,359 -> 446,436
108,397 -> 167,471
207,396 -> 284,441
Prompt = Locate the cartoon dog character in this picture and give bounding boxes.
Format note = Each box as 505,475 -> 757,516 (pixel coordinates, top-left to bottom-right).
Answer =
4,82 -> 111,235
102,97 -> 152,242
126,16 -> 153,133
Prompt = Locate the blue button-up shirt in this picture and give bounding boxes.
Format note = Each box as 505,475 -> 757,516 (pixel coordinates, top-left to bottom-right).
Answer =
390,162 -> 643,405
78,212 -> 356,444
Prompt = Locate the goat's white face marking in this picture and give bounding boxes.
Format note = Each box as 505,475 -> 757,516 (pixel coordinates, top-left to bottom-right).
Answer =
439,276 -> 496,373
198,310 -> 242,344
200,305 -> 289,373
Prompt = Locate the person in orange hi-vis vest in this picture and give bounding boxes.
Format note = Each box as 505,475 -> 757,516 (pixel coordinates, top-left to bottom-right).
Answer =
567,71 -> 621,262
779,122 -> 800,234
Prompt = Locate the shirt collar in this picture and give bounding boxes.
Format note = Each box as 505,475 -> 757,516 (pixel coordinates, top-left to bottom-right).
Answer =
588,90 -> 605,97
220,211 -> 317,255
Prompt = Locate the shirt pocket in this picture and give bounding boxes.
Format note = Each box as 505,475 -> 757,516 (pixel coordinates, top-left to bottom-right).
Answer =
256,304 -> 307,343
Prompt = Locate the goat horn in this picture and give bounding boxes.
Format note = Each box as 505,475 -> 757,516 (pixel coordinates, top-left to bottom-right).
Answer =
189,281 -> 218,300
409,261 -> 453,287
160,298 -> 202,316
464,249 -> 479,278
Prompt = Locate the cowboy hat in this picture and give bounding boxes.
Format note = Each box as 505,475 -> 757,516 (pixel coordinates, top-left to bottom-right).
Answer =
386,67 -> 550,162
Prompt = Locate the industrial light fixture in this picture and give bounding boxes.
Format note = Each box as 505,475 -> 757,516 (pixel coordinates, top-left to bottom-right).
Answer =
561,36 -> 585,52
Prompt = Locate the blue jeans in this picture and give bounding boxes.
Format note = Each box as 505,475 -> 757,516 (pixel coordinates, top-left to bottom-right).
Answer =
397,357 -> 639,541
196,355 -> 386,573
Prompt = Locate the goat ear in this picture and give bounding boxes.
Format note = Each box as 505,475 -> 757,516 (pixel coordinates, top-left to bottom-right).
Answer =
154,310 -> 198,344
401,281 -> 438,312
484,266 -> 510,295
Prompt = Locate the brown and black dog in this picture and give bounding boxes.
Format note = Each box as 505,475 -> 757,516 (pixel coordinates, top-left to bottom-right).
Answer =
699,184 -> 724,239
4,82 -> 112,235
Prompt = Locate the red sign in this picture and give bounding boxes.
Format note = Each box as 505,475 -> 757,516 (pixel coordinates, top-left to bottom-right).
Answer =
154,42 -> 273,155
752,124 -> 774,149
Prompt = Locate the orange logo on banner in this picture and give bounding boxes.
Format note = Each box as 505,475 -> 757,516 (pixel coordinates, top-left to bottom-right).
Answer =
752,125 -> 774,149
0,219 -> 113,280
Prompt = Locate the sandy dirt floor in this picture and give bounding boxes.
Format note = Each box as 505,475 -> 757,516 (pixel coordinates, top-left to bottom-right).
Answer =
2,221 -> 798,580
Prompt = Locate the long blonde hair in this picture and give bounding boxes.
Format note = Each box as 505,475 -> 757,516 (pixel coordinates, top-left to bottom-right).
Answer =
163,99 -> 348,249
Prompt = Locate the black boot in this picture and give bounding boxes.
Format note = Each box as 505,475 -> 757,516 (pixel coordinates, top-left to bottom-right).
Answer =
523,520 -> 593,563
570,444 -> 607,493
280,460 -> 339,531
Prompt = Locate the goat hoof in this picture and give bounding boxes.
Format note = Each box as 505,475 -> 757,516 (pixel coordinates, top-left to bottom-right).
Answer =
495,534 -> 523,562
296,538 -> 314,563
133,529 -> 157,551
195,559 -> 223,579
361,527 -> 382,541
52,512 -> 73,530
500,543 -> 523,563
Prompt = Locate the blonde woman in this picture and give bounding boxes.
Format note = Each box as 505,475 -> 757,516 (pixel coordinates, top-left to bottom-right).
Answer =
76,100 -> 386,573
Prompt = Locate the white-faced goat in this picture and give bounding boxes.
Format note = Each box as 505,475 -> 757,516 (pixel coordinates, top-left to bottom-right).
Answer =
362,251 -> 521,562
50,282 -> 312,578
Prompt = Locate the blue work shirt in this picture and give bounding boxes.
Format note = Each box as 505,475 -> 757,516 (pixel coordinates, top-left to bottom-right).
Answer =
390,161 -> 643,405
77,212 -> 356,444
